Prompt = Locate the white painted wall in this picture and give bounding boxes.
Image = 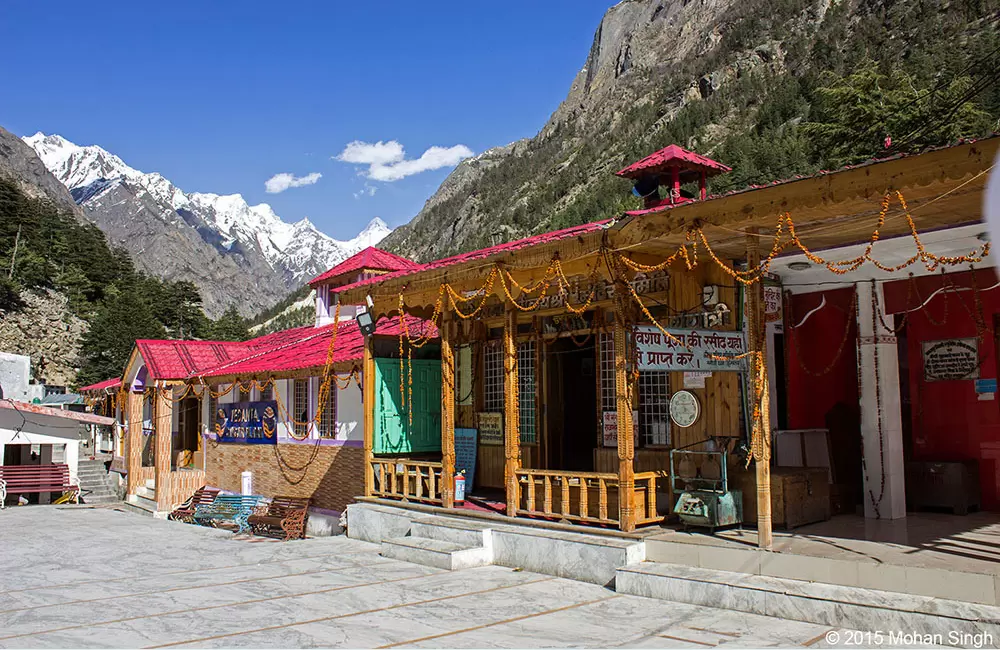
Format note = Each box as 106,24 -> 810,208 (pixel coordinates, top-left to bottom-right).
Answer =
0,408 -> 82,484
337,379 -> 364,442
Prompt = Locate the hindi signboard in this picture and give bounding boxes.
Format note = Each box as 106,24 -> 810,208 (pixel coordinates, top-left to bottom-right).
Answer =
477,412 -> 503,445
602,410 -> 639,448
215,400 -> 279,444
922,338 -> 979,381
454,428 -> 478,491
635,326 -> 746,372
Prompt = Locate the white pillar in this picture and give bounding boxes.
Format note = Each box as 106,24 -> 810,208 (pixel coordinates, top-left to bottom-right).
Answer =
855,281 -> 907,519
65,440 -> 79,486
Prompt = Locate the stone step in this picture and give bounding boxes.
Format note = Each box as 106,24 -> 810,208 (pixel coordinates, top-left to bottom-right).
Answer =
410,517 -> 492,547
381,536 -> 493,571
145,478 -> 155,489
135,485 -> 156,500
82,495 -> 120,505
616,562 -> 1000,638
644,537 -> 998,605
82,489 -> 116,498
126,493 -> 158,514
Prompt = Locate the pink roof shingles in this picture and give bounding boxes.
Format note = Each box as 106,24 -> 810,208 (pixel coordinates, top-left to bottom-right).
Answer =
191,316 -> 436,379
135,340 -> 253,382
309,247 -> 419,287
615,144 -> 732,178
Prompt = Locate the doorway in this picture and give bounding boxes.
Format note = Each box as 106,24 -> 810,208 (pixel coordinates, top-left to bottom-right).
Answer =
546,339 -> 597,472
176,397 -> 202,469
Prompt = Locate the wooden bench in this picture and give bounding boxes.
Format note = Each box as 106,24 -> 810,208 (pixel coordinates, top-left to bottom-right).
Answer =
248,496 -> 310,540
193,494 -> 263,534
0,464 -> 78,504
168,486 -> 221,523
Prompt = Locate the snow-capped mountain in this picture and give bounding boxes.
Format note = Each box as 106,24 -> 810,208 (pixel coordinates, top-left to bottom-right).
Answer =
22,132 -> 390,317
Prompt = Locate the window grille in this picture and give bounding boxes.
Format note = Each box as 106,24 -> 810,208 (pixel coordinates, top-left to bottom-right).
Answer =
260,382 -> 274,402
318,383 -> 336,439
207,387 -> 219,434
518,340 -> 536,444
293,379 -> 310,438
599,333 -> 617,413
639,371 -> 671,446
484,341 -> 504,413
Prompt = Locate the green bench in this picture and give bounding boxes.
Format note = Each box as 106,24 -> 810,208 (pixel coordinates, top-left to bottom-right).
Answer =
193,494 -> 263,534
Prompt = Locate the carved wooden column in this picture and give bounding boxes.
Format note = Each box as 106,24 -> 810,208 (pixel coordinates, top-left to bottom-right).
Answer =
440,311 -> 456,508
154,386 -> 173,511
126,391 -> 143,497
363,332 -> 376,497
746,230 -> 773,550
503,304 -> 521,517
614,309 -> 636,532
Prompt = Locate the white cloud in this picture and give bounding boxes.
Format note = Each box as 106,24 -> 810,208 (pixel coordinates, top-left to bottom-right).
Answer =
265,171 -> 322,193
353,184 -> 378,199
336,140 -> 473,182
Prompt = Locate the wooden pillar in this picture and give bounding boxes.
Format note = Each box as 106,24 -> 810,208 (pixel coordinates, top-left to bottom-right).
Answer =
154,386 -> 173,511
125,391 -> 143,496
503,305 -> 521,517
440,311 -> 456,508
363,333 -> 376,497
746,231 -> 773,550
614,311 -> 636,532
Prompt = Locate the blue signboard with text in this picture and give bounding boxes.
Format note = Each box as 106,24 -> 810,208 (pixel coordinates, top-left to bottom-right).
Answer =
215,400 -> 278,444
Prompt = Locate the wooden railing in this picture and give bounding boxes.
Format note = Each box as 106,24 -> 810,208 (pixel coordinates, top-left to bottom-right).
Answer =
516,469 -> 663,527
633,471 -> 662,526
370,459 -> 445,505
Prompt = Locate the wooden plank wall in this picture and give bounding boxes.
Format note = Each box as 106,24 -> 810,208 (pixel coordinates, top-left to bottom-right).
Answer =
667,262 -> 741,450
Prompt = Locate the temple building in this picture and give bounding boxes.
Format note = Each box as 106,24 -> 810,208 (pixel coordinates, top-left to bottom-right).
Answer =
81,138 -> 1000,581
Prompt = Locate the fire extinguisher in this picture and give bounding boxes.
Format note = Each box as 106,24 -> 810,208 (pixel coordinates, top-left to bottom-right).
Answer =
454,471 -> 466,505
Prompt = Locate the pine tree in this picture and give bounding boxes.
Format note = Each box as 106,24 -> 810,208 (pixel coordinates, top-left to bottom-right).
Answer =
210,306 -> 250,342
76,288 -> 167,387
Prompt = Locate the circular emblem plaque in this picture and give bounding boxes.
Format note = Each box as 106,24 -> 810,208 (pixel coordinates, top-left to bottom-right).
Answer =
669,390 -> 701,428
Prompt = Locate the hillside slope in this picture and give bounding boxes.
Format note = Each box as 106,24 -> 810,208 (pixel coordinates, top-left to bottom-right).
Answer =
383,0 -> 1000,261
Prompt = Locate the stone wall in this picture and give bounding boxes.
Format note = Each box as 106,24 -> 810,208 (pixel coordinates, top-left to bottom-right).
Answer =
204,442 -> 365,514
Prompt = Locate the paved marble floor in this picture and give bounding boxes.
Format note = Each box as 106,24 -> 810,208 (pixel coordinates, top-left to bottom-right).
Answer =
0,506 -> 890,648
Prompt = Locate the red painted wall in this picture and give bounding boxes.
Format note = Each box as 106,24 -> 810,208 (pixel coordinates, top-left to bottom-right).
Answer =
885,268 -> 1000,510
785,288 -> 860,430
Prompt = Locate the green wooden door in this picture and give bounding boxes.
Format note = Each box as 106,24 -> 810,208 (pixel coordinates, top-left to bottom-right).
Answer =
374,358 -> 442,454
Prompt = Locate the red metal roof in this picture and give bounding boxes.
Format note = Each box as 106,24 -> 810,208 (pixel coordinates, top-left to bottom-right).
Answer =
0,399 -> 115,426
135,340 -> 254,381
616,144 -> 731,179
191,316 -> 436,379
79,378 -> 121,393
332,220 -> 611,297
309,247 -> 419,287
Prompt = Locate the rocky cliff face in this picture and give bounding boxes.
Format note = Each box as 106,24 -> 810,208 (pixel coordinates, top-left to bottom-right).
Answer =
383,0 -> 992,261
0,290 -> 86,387
0,127 -> 85,220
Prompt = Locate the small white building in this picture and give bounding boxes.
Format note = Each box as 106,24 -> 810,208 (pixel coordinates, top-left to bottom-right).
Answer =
0,399 -> 115,503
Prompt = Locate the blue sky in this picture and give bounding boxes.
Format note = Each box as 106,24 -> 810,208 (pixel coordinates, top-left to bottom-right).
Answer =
1,1 -> 613,240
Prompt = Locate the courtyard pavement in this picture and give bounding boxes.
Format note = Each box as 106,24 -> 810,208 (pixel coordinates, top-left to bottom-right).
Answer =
0,506 -> 855,648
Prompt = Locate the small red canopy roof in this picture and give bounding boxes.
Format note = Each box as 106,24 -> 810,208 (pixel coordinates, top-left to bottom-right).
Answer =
79,377 -> 121,393
309,247 -> 419,287
616,144 -> 731,179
